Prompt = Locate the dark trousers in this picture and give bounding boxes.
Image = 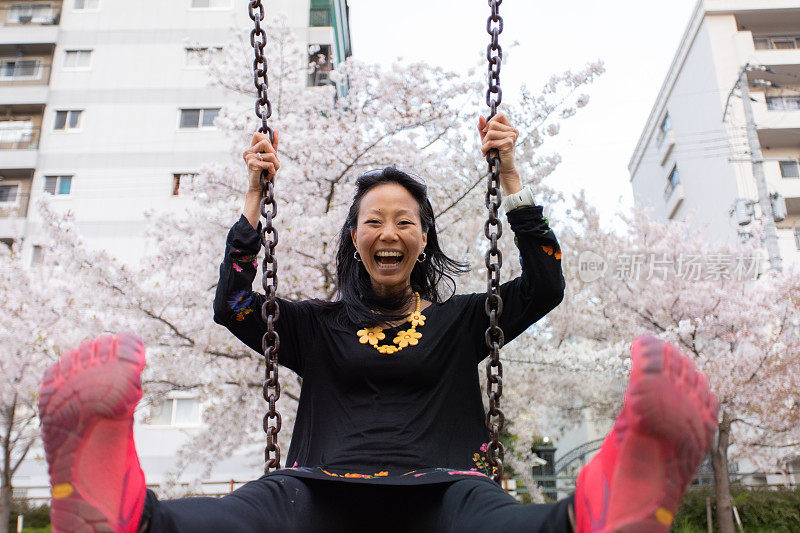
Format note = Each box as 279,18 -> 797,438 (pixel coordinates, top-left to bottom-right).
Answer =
143,474 -> 573,532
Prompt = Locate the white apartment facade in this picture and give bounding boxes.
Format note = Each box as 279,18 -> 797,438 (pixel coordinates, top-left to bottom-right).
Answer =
629,0 -> 800,267
4,0 -> 351,501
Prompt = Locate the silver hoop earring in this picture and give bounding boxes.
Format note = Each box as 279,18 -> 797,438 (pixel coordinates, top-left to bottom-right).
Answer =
417,252 -> 427,263
354,251 -> 362,262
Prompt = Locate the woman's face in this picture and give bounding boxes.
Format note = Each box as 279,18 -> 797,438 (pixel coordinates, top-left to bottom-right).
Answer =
351,183 -> 428,298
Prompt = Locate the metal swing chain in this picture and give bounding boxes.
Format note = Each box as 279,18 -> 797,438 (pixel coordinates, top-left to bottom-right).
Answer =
484,0 -> 506,485
248,0 -> 282,473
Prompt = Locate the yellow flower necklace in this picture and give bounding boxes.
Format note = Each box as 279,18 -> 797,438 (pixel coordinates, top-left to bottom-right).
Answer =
356,292 -> 426,355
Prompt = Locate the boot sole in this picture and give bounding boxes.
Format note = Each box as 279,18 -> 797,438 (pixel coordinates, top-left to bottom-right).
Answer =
39,333 -> 146,533
606,335 -> 718,532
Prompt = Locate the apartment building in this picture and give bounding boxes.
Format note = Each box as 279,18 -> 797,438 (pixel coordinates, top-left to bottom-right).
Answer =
629,0 -> 800,266
6,0 -> 351,500
0,0 -> 351,262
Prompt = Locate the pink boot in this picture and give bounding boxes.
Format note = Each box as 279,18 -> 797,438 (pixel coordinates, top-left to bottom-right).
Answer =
574,335 -> 719,532
39,333 -> 147,533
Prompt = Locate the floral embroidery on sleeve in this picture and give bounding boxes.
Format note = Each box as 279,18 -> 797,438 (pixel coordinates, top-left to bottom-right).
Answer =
230,250 -> 258,272
541,245 -> 562,260
228,290 -> 257,322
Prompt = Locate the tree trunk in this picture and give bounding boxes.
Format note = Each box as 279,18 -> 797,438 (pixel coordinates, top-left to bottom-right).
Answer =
2,402 -> 15,533
0,479 -> 10,533
710,411 -> 735,533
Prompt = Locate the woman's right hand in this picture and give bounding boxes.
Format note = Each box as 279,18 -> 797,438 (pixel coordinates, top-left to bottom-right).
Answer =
242,130 -> 280,193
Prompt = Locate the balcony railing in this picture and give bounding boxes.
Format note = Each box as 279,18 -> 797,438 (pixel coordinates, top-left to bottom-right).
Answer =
0,60 -> 52,86
0,125 -> 40,150
0,192 -> 30,218
0,4 -> 61,27
754,34 -> 800,50
766,94 -> 800,111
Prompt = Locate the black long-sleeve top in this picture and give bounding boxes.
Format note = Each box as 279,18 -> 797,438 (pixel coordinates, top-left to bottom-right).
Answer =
213,206 -> 564,485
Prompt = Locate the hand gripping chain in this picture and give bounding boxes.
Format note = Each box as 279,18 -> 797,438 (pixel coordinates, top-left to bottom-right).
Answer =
248,0 -> 282,473
484,0 -> 506,485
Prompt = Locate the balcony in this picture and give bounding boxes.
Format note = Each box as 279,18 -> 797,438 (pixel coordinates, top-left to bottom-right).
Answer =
727,20 -> 800,78
0,2 -> 61,45
0,52 -> 51,103
0,178 -> 31,239
748,79 -> 800,147
765,159 -> 800,201
0,122 -> 40,169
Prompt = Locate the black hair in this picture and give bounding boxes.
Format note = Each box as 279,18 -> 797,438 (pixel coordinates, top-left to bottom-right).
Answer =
315,167 -> 469,328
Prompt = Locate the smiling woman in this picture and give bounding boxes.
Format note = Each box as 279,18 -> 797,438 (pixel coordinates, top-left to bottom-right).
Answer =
331,167 -> 468,328
35,0 -> 719,530
34,113 -> 718,533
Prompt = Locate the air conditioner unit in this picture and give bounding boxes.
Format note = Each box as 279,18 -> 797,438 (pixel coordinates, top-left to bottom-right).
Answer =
770,192 -> 787,222
733,198 -> 755,226
18,15 -> 32,23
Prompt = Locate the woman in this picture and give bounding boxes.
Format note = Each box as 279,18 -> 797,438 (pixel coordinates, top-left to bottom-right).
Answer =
39,115 -> 718,532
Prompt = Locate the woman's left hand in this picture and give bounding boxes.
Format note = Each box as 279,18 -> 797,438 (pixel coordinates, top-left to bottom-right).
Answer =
478,113 -> 521,194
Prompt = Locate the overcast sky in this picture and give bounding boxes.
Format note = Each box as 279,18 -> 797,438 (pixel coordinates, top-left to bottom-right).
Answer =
348,0 -> 699,222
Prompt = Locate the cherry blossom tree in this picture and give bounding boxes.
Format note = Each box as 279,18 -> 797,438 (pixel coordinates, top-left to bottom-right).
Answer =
33,15 -> 604,494
0,243 -> 88,533
530,193 -> 800,531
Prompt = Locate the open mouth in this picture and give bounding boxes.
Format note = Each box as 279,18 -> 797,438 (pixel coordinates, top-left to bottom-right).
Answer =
374,251 -> 404,268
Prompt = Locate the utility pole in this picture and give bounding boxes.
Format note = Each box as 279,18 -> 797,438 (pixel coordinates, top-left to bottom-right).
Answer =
738,64 -> 783,273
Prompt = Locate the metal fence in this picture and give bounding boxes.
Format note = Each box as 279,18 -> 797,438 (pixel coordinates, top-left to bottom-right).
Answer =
0,5 -> 61,27
528,470 -> 800,502
12,470 -> 799,507
0,61 -> 53,86
0,192 -> 30,218
0,126 -> 41,150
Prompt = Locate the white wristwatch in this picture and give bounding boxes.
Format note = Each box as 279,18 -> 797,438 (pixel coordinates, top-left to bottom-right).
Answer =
500,186 -> 536,215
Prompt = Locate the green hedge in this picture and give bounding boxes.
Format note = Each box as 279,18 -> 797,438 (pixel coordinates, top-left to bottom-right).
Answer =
8,501 -> 51,531
674,487 -> 800,532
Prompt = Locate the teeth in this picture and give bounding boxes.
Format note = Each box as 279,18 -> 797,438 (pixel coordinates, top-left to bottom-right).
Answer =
376,251 -> 403,257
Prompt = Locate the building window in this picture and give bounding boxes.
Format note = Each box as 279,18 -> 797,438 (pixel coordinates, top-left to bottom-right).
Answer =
172,172 -> 198,196
44,176 -> 72,195
189,0 -> 231,9
54,110 -> 82,131
73,0 -> 99,10
766,95 -> 800,111
307,44 -> 333,87
779,160 -> 800,178
184,46 -> 222,67
8,3 -> 56,24
63,50 -> 92,69
31,245 -> 43,265
664,165 -> 680,201
179,108 -> 219,129
0,184 -> 19,203
754,35 -> 800,50
0,59 -> 41,80
310,0 -> 332,27
795,227 -> 800,250
656,113 -> 671,147
147,398 -> 201,427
